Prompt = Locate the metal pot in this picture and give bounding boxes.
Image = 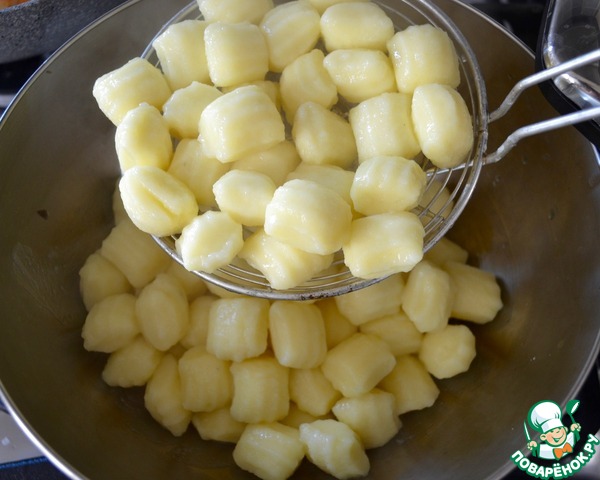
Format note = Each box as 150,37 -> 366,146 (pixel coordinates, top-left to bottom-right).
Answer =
0,0 -> 599,479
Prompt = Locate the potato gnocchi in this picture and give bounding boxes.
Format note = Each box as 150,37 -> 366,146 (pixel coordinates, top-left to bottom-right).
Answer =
92,0 -> 476,289
81,204 -> 502,479
85,2 -> 495,478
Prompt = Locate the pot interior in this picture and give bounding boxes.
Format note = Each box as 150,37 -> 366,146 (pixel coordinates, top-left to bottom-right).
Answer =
0,0 -> 599,479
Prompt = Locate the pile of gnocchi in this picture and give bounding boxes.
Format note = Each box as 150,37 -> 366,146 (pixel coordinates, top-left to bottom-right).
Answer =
81,197 -> 502,479
83,0 -> 500,478
92,0 -> 476,290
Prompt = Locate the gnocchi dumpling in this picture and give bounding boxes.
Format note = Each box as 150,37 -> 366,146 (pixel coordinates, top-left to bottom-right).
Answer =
178,345 -> 233,412
78,250 -> 131,310
269,301 -> 328,369
192,408 -> 246,444
412,83 -> 474,168
320,2 -> 394,51
152,19 -> 211,90
289,367 -> 341,417
332,389 -> 401,449
204,22 -> 269,88
100,219 -> 171,289
233,141 -> 301,187
175,211 -> 244,273
323,49 -> 396,103
136,273 -> 189,351
282,404 -> 333,429
316,298 -> 358,348
444,261 -> 503,323
343,212 -> 424,280
223,80 -> 281,109
167,139 -> 230,209
115,103 -> 172,172
119,165 -> 199,237
230,356 -> 290,423
81,293 -> 139,353
239,229 -> 334,290
102,336 -> 163,387
401,260 -> 455,333
334,274 -> 404,326
379,355 -> 439,415
162,82 -> 222,139
206,297 -> 270,362
286,163 -> 354,206
387,24 -> 460,93
292,102 -> 357,169
264,179 -> 352,256
349,92 -> 421,162
321,333 -> 396,397
300,419 -> 370,478
92,57 -> 171,126
279,49 -> 338,124
424,236 -> 469,267
197,0 -> 274,24
144,354 -> 192,436
418,180 -> 454,220
213,170 -> 276,227
259,1 -> 321,72
418,324 -> 476,379
350,155 -> 427,215
180,295 -> 216,348
308,0 -> 369,14
359,311 -> 423,356
233,423 -> 305,480
165,258 -> 208,299
199,85 -> 285,164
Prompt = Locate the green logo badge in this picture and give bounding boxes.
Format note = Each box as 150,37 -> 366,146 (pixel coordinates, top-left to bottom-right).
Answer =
510,399 -> 599,479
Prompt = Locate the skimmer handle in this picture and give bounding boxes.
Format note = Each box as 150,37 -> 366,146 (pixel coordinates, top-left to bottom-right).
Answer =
483,49 -> 600,165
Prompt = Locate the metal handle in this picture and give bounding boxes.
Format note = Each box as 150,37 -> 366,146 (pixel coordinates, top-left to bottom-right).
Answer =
483,49 -> 600,165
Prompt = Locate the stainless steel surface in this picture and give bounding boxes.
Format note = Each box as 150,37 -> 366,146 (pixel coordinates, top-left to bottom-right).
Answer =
0,0 -> 599,479
542,0 -> 600,113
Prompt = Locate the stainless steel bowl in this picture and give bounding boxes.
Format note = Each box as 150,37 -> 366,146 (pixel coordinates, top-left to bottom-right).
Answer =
0,0 -> 599,479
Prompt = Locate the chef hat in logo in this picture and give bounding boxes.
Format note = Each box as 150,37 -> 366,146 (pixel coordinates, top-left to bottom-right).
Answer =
528,400 -> 564,433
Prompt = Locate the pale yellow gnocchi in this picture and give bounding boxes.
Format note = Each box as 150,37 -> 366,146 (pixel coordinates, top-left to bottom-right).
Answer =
119,166 -> 199,237
197,0 -> 274,24
320,2 -> 394,51
259,0 -> 321,72
323,48 -> 396,103
412,83 -> 475,168
264,179 -> 352,256
239,229 -> 334,290
81,216 -> 502,480
152,19 -> 211,90
199,85 -> 285,164
84,4 -> 504,479
387,23 -> 461,93
92,57 -> 171,126
175,211 -> 244,273
115,103 -> 172,172
204,22 -> 269,88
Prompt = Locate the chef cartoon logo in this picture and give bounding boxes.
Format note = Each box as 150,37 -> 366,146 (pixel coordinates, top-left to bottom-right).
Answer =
525,400 -> 581,460
510,399 -> 599,479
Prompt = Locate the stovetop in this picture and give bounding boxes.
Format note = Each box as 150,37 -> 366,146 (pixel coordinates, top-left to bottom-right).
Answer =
0,1 -> 599,479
